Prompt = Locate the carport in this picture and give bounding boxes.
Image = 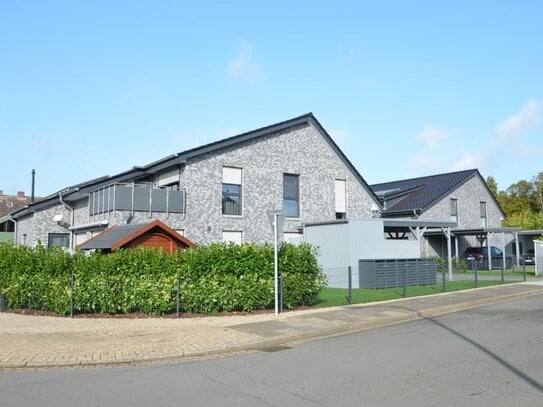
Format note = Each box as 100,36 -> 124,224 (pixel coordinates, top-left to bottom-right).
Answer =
425,226 -> 521,270
382,219 -> 458,280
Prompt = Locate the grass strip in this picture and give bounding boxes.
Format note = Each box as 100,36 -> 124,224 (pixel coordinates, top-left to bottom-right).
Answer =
315,280 -> 510,308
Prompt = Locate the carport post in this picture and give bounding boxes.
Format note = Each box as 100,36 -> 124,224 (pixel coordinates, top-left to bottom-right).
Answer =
454,236 -> 459,259
502,231 -> 506,271
487,232 -> 492,270
515,232 -> 520,268
441,227 -> 453,281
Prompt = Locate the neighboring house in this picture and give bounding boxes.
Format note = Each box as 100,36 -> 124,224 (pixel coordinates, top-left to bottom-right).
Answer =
77,220 -> 196,254
0,191 -> 38,243
370,169 -> 514,258
10,113 -> 382,249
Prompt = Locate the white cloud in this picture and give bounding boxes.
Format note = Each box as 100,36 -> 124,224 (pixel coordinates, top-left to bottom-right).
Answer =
510,143 -> 543,157
228,40 -> 264,83
416,125 -> 448,149
407,125 -> 450,170
496,98 -> 541,142
449,152 -> 485,172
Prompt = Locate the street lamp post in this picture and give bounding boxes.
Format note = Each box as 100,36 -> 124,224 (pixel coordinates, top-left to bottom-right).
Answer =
267,210 -> 285,316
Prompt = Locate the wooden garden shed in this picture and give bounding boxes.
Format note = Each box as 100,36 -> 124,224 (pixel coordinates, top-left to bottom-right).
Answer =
77,220 -> 195,253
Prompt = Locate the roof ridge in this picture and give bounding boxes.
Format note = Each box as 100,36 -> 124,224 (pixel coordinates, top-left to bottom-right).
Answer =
371,168 -> 477,187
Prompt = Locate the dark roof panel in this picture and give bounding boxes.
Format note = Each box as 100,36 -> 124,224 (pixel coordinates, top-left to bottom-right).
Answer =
371,169 -> 479,214
78,223 -> 145,249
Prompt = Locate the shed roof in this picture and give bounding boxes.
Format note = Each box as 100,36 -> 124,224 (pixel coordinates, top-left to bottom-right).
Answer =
77,220 -> 195,251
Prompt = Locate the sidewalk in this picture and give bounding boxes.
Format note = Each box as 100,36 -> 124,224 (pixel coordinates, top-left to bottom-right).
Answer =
1,282 -> 543,370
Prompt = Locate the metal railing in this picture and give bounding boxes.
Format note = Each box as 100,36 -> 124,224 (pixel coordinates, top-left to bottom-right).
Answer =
89,182 -> 186,217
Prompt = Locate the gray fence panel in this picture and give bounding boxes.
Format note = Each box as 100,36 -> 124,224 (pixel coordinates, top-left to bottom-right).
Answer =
359,259 -> 437,289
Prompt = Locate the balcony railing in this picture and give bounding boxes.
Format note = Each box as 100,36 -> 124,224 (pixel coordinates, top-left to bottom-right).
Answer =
89,183 -> 186,216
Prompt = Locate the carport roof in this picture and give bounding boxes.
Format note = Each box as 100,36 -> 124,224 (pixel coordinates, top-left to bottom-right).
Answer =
424,226 -> 521,236
304,218 -> 457,229
518,230 -> 543,236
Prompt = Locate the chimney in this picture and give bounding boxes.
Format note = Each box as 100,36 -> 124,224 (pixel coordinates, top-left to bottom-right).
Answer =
17,191 -> 25,198
31,169 -> 36,204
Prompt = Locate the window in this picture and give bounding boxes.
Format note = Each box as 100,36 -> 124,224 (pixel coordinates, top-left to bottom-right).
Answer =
222,167 -> 242,216
480,201 -> 487,227
335,179 -> 346,219
283,174 -> 300,218
450,199 -> 458,223
48,233 -> 69,249
222,230 -> 242,245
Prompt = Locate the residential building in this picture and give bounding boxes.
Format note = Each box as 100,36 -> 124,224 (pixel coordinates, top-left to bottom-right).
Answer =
0,191 -> 37,242
370,169 -> 512,258
10,113 -> 382,249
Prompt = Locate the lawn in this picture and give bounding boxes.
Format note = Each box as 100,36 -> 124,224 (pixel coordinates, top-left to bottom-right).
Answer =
315,280 -> 509,308
473,266 -> 541,278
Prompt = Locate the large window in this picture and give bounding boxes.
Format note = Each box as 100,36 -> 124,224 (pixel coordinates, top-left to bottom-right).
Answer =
450,198 -> 458,223
48,233 -> 69,249
283,174 -> 300,218
222,167 -> 242,216
480,201 -> 487,227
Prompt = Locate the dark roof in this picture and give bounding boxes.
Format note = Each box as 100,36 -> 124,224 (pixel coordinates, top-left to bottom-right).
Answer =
77,220 -> 195,250
12,113 -> 381,218
370,169 -> 505,217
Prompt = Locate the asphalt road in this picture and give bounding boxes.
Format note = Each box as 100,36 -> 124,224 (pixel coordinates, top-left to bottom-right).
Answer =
1,295 -> 542,406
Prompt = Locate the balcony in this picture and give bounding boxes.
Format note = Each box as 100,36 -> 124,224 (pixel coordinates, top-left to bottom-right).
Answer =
89,183 -> 186,216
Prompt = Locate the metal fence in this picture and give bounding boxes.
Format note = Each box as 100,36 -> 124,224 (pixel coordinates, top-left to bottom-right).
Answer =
322,260 -> 543,307
0,273 -> 185,318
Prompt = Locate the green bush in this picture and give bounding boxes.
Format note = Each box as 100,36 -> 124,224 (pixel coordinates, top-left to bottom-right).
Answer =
437,256 -> 469,273
0,241 -> 325,316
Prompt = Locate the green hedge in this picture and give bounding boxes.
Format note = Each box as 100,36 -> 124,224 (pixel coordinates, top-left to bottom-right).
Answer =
0,242 -> 326,316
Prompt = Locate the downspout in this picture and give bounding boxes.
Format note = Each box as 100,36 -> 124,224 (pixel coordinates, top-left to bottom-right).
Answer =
59,192 -> 75,250
413,209 -> 422,219
10,218 -> 17,246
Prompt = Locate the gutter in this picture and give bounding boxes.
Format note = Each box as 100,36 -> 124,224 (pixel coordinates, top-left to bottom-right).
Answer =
69,219 -> 109,231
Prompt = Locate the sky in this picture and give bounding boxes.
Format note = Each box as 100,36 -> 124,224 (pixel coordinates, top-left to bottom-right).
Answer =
1,1 -> 542,197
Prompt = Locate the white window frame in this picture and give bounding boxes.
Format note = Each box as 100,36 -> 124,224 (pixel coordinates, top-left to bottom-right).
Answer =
222,167 -> 242,216
222,230 -> 243,245
450,198 -> 458,223
283,173 -> 300,218
480,201 -> 487,227
335,179 -> 346,218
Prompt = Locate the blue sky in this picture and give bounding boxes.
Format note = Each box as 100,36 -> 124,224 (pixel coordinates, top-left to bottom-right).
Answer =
1,1 -> 542,197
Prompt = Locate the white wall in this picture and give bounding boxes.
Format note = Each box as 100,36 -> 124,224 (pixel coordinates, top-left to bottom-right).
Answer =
304,219 -> 421,288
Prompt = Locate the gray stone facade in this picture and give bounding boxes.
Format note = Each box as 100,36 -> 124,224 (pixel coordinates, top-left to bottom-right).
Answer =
421,175 -> 504,257
14,120 -> 379,247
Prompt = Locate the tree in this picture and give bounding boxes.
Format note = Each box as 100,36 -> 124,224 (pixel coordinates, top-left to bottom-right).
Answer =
487,171 -> 543,230
532,171 -> 543,213
486,176 -> 498,198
